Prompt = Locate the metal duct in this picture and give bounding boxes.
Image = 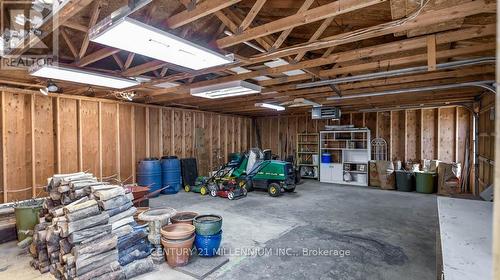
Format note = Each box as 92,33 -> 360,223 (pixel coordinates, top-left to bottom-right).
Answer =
297,57 -> 496,89
326,80 -> 496,101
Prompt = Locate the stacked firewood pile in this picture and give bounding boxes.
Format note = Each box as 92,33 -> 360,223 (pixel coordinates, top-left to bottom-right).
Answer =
29,173 -> 154,280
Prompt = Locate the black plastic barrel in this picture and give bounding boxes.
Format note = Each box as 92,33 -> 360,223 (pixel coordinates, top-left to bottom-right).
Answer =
137,158 -> 162,197
395,170 -> 414,192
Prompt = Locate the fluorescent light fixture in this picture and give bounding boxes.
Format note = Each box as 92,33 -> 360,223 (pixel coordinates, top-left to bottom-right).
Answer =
264,58 -> 306,76
255,103 -> 286,111
154,81 -> 180,89
30,65 -> 140,89
230,66 -> 251,74
281,98 -> 321,108
191,80 -> 261,99
252,76 -> 272,81
90,17 -> 233,70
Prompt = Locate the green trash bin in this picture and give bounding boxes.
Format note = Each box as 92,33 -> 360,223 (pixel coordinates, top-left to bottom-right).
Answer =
415,171 -> 437,194
395,170 -> 414,192
14,204 -> 42,241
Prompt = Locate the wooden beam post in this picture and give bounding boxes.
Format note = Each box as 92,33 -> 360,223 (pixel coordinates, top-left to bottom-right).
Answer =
30,94 -> 36,198
427,34 -> 437,71
131,106 -> 136,182
116,104 -> 121,181
1,92 -> 6,202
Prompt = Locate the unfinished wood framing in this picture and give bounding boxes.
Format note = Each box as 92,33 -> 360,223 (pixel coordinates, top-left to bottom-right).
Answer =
256,106 -> 473,189
0,90 -> 251,203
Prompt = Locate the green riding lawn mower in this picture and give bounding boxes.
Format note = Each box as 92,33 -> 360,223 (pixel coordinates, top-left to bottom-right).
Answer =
232,148 -> 296,197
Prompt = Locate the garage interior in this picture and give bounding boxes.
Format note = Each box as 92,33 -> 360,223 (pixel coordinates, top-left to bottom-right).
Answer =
0,0 -> 497,279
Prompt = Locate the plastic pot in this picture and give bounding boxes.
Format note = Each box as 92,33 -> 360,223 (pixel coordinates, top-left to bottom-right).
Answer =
160,223 -> 195,240
161,234 -> 195,267
15,204 -> 42,241
171,212 -> 199,225
195,230 -> 222,257
193,214 -> 222,236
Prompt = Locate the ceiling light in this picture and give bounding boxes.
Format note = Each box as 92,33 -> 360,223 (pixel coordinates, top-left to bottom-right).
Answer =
230,66 -> 251,74
154,81 -> 180,89
252,76 -> 271,81
47,81 -> 59,92
30,65 -> 140,89
191,80 -> 261,99
90,17 -> 233,70
255,103 -> 286,111
281,98 -> 321,108
264,58 -> 306,76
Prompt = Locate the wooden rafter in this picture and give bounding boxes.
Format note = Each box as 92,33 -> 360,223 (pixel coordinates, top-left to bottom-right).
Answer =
217,0 -> 386,48
76,47 -> 120,67
60,28 -> 78,58
271,0 -> 315,50
294,17 -> 335,61
238,0 -> 268,32
8,0 -> 95,56
167,0 -> 244,29
79,1 -> 102,59
112,53 -> 125,70
248,0 -> 495,63
62,21 -> 88,33
121,61 -> 167,77
148,24 -> 495,101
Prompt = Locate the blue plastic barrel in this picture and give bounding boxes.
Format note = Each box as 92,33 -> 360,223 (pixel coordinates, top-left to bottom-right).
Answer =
161,156 -> 182,194
195,230 -> 222,257
321,153 -> 331,163
137,159 -> 162,197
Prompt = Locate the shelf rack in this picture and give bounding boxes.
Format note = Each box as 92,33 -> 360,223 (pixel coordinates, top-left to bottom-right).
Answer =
319,129 -> 371,186
296,133 -> 319,179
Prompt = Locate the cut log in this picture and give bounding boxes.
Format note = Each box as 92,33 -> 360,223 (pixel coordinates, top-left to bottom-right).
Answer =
94,269 -> 125,280
76,249 -> 118,276
117,230 -> 147,250
59,238 -> 72,255
75,260 -> 120,280
111,224 -> 133,239
68,224 -> 112,244
97,195 -> 130,210
66,212 -> 109,235
66,205 -> 100,222
106,201 -> 133,217
123,257 -> 154,279
94,187 -> 125,201
71,181 -> 103,190
72,234 -> 117,260
108,207 -> 136,224
62,254 -> 75,266
49,206 -> 65,217
63,199 -> 96,214
111,216 -> 134,231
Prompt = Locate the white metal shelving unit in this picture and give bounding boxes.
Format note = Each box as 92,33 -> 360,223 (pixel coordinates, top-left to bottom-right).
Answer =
319,129 -> 371,186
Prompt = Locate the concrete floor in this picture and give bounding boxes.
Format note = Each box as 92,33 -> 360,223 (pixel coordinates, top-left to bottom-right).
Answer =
0,180 -> 438,280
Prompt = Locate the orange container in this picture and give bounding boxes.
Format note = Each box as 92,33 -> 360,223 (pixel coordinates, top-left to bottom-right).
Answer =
161,223 -> 195,240
161,235 -> 195,267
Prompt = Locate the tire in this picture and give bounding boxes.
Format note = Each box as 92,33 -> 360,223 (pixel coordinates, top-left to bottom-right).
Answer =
228,192 -> 234,200
243,187 -> 248,196
268,183 -> 281,197
210,189 -> 217,197
245,180 -> 254,192
200,186 -> 207,196
184,185 -> 190,192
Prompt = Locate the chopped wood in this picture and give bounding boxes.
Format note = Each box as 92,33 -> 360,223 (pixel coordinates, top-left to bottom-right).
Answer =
66,205 -> 100,222
66,212 -> 109,235
106,201 -> 133,217
64,200 -> 97,214
93,269 -> 125,280
68,224 -> 112,244
108,207 -> 136,224
111,216 -> 134,231
111,224 -> 133,239
76,249 -> 118,276
94,187 -> 125,201
123,257 -> 154,279
75,261 -> 120,280
72,234 -> 117,260
98,195 -> 129,210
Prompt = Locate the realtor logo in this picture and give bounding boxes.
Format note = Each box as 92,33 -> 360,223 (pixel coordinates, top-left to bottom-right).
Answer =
0,0 -> 59,70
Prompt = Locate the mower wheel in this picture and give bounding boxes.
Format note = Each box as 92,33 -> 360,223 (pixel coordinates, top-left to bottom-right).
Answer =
200,186 -> 208,196
268,183 -> 281,197
228,192 -> 235,200
243,187 -> 248,196
210,189 -> 217,197
184,185 -> 190,192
